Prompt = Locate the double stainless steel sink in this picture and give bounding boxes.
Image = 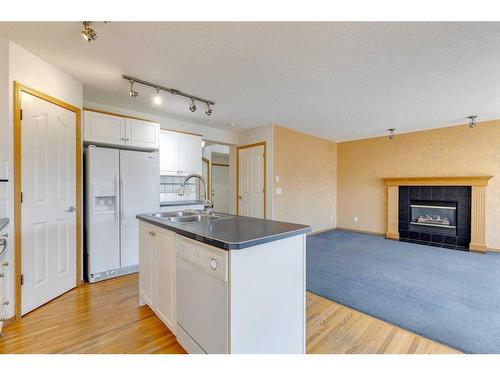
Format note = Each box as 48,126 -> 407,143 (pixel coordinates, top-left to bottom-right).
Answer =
150,210 -> 232,223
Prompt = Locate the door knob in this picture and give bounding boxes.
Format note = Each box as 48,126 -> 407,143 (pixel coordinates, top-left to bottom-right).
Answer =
238,196 -> 242,199
66,206 -> 77,212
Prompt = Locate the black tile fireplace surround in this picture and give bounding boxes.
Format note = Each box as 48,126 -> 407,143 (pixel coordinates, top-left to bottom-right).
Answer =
398,186 -> 471,250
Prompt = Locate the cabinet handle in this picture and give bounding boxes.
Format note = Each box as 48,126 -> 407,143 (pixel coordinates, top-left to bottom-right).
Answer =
126,138 -> 130,141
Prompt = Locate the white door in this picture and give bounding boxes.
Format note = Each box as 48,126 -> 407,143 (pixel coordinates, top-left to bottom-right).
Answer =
21,92 -> 77,315
155,228 -> 176,333
120,150 -> 159,268
211,165 -> 229,214
238,145 -> 265,218
139,223 -> 156,308
125,118 -> 159,149
159,130 -> 180,174
83,110 -> 126,146
179,133 -> 202,175
85,147 -> 120,278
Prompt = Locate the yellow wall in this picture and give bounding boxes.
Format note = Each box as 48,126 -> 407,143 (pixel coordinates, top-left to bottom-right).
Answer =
273,125 -> 337,232
337,120 -> 500,249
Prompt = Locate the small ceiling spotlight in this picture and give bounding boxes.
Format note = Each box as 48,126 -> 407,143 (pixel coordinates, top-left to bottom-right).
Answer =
189,98 -> 197,112
129,80 -> 138,98
81,22 -> 97,42
153,87 -> 162,105
205,103 -> 213,116
467,115 -> 478,129
388,128 -> 396,139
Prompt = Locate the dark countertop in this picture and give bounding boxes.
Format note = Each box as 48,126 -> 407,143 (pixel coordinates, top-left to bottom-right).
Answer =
0,218 -> 9,232
136,213 -> 311,250
160,200 -> 205,207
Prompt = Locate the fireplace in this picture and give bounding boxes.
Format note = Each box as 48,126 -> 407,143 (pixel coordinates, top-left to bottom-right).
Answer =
410,201 -> 456,234
398,186 -> 471,250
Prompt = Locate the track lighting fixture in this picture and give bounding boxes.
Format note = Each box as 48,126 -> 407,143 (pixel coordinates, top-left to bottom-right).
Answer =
129,80 -> 138,98
467,115 -> 478,129
388,128 -> 396,139
81,22 -> 97,42
122,75 -> 215,116
153,87 -> 162,105
189,98 -> 197,112
205,103 -> 213,116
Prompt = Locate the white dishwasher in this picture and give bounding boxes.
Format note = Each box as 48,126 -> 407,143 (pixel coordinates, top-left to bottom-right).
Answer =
176,237 -> 228,354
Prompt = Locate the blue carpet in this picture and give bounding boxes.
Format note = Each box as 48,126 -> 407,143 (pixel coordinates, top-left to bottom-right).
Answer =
306,230 -> 500,353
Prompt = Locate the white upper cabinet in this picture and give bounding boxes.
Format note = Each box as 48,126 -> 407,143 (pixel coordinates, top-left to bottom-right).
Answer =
160,130 -> 180,174
83,110 -> 159,150
125,118 -> 159,149
179,133 -> 202,175
84,111 -> 126,145
160,130 -> 202,175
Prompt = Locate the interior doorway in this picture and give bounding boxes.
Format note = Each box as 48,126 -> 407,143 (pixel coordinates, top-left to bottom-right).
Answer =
237,142 -> 266,219
14,82 -> 81,318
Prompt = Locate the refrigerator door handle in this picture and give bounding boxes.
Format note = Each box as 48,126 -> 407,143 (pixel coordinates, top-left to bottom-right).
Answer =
115,174 -> 120,223
119,175 -> 124,224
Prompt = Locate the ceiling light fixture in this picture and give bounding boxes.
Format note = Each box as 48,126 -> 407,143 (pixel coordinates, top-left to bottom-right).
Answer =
189,98 -> 197,112
122,75 -> 215,116
153,87 -> 162,105
205,103 -> 213,116
129,80 -> 138,97
467,115 -> 478,129
81,21 -> 97,42
388,128 -> 396,139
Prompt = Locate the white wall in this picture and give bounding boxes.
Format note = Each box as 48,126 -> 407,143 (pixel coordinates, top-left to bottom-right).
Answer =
84,101 -> 239,146
2,40 -> 83,319
237,125 -> 274,219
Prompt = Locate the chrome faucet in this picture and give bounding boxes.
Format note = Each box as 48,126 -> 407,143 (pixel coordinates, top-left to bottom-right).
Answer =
178,174 -> 214,214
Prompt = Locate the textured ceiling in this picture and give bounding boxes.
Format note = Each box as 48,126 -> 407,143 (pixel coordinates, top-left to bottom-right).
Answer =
1,22 -> 500,141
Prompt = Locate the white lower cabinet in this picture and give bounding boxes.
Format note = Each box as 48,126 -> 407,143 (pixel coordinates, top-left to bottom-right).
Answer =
138,222 -> 176,334
139,223 -> 157,308
155,229 -> 176,332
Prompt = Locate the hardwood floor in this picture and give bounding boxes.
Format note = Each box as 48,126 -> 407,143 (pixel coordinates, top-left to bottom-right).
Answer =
0,273 -> 459,354
307,293 -> 459,354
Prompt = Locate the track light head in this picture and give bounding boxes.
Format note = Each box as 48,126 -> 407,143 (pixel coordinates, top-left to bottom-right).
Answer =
153,87 -> 162,105
467,115 -> 478,129
129,80 -> 138,98
205,103 -> 213,116
81,22 -> 97,42
388,128 -> 396,139
189,98 -> 197,112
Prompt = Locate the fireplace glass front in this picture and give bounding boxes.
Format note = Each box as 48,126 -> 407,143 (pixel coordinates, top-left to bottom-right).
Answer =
410,201 -> 457,236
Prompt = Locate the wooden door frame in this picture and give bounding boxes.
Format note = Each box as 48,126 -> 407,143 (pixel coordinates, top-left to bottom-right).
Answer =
202,157 -> 211,200
236,142 -> 267,219
13,81 -> 82,320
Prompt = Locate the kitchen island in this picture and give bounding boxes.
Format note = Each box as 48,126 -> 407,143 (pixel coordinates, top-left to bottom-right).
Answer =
136,211 -> 310,354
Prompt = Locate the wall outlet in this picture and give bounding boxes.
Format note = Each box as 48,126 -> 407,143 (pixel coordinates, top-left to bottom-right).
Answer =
276,188 -> 282,195
275,176 -> 280,183
354,216 -> 359,223
330,216 -> 334,223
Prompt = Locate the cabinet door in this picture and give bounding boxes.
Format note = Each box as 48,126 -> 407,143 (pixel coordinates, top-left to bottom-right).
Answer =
83,110 -> 126,145
125,118 -> 159,149
139,223 -> 156,308
155,228 -> 176,333
179,133 -> 202,175
160,130 -> 180,174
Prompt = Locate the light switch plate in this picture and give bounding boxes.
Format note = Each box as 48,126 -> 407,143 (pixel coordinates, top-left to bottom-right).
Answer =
276,188 -> 282,195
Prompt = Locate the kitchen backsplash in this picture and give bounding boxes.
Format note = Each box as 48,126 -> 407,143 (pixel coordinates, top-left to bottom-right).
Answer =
160,175 -> 198,202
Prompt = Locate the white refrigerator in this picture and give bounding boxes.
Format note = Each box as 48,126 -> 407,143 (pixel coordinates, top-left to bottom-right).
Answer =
86,146 -> 159,283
